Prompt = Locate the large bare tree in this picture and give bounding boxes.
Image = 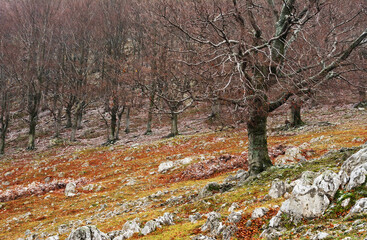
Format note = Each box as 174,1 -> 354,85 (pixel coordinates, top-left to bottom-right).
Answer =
160,0 -> 367,175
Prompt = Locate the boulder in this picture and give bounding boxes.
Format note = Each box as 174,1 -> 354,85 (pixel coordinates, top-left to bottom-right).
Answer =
122,218 -> 141,233
268,180 -> 286,199
65,182 -> 77,197
201,212 -> 224,236
292,171 -> 318,196
275,147 -> 305,164
251,207 -> 269,219
66,226 -> 109,240
260,228 -> 282,240
339,148 -> 367,188
347,198 -> 367,216
156,212 -> 174,226
313,170 -> 341,199
345,163 -> 367,191
158,161 -> 175,173
227,211 -> 242,224
222,225 -> 238,240
191,235 -> 215,240
281,186 -> 330,221
312,232 -> 330,240
140,220 -> 161,236
198,182 -> 221,198
189,213 -> 202,223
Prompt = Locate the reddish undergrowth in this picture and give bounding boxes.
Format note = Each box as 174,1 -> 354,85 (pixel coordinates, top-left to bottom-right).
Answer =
171,154 -> 248,182
0,177 -> 88,202
236,208 -> 279,240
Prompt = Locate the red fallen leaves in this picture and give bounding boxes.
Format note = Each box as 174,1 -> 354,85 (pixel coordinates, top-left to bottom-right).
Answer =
171,154 -> 248,182
0,177 -> 88,202
236,208 -> 279,240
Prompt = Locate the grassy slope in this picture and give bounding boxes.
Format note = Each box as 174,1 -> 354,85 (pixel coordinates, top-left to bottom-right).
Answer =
0,106 -> 366,239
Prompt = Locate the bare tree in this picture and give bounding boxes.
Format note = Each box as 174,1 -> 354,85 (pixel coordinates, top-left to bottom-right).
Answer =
161,0 -> 367,175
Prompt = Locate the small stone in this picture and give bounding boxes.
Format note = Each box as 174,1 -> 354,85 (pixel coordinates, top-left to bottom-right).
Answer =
341,198 -> 350,208
251,207 -> 269,219
65,183 -> 77,197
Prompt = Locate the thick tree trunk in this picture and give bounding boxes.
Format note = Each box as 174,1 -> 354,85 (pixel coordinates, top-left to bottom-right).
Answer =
247,109 -> 272,175
168,111 -> 179,137
290,99 -> 304,127
124,107 -> 131,134
145,91 -> 155,135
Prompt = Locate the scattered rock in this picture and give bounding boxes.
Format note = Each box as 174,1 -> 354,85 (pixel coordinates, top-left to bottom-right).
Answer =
222,225 -> 238,240
228,202 -> 239,212
347,198 -> 367,216
251,207 -> 269,219
227,211 -> 242,224
158,161 -> 175,173
46,236 -> 59,240
66,226 -> 109,240
339,147 -> 367,189
198,182 -> 221,198
344,163 -> 367,191
201,212 -> 224,236
65,183 -> 77,197
189,213 -> 202,223
341,198 -> 351,208
191,235 -> 215,240
156,212 -> 175,226
260,228 -> 282,240
141,220 -> 161,235
312,232 -> 330,240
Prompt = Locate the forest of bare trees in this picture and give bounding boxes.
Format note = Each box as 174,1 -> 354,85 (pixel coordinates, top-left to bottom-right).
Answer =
0,0 -> 366,175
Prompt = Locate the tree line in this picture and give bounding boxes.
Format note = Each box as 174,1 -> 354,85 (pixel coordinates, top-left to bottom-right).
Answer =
0,0 -> 366,176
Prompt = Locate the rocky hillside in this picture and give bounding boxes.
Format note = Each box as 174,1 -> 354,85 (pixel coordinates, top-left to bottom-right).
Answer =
1,105 -> 367,240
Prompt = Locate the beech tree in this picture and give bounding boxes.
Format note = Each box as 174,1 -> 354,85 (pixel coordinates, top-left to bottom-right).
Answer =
161,0 -> 367,175
6,0 -> 61,150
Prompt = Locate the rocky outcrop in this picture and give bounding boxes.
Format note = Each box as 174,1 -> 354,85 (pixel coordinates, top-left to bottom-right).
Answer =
339,148 -> 367,190
201,212 -> 224,236
66,226 -> 109,240
141,220 -> 161,236
268,180 -> 287,199
313,170 -> 341,199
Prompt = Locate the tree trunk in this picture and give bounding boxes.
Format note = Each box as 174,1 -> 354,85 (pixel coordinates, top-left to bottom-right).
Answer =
27,92 -> 41,150
124,107 -> 131,134
65,103 -> 73,128
70,101 -> 83,141
169,111 -> 179,137
247,107 -> 272,176
0,116 -> 8,155
27,113 -> 37,150
76,104 -> 84,129
359,88 -> 366,103
54,106 -> 62,138
209,99 -> 220,120
110,110 -> 117,141
115,107 -> 124,140
145,91 -> 155,135
290,99 -> 303,127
